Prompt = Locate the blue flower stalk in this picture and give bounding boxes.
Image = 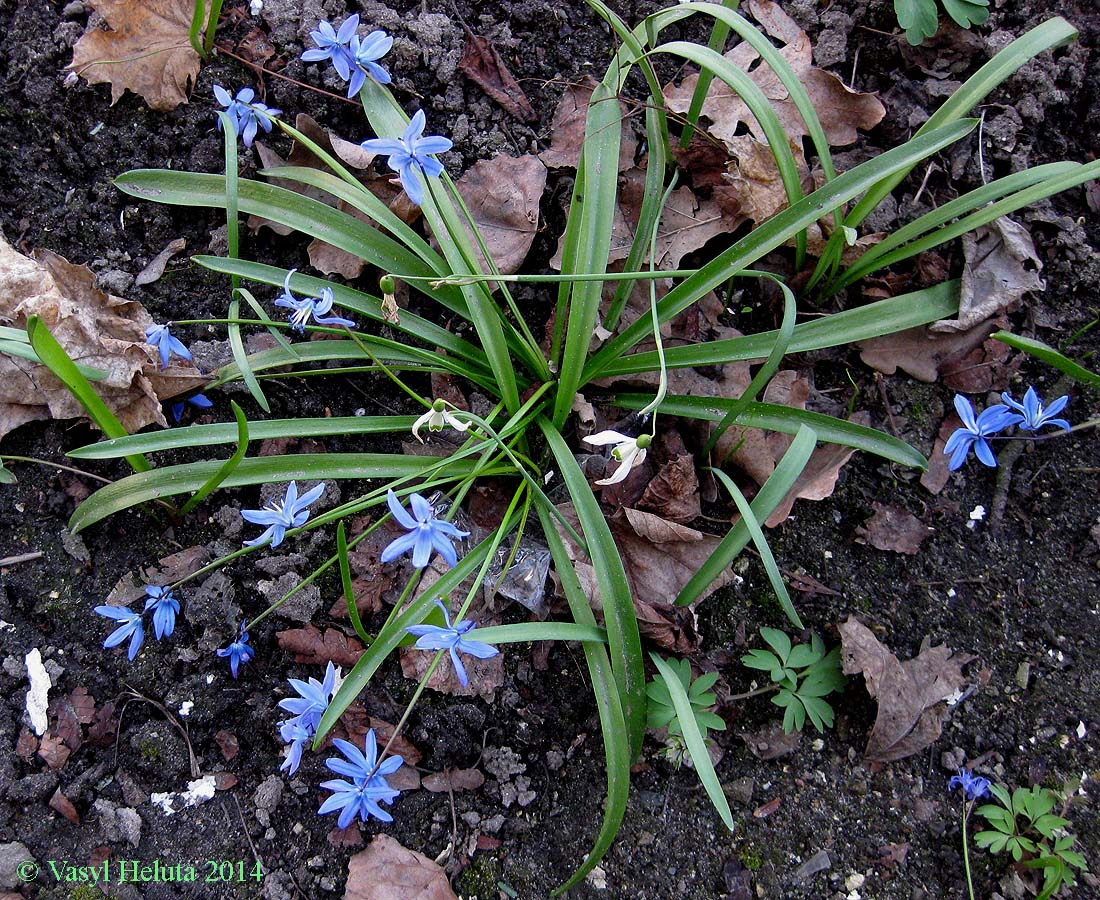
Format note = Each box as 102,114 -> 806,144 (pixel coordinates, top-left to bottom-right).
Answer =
213,85 -> 281,148
949,768 -> 991,900
144,323 -> 191,370
943,395 -> 1021,470
217,628 -> 255,679
380,490 -> 469,568
274,270 -> 355,334
277,662 -> 338,775
301,15 -> 392,98
94,605 -> 144,661
318,729 -> 404,827
143,585 -> 179,640
240,481 -> 325,548
361,110 -> 453,206
405,599 -> 500,687
1001,386 -> 1070,432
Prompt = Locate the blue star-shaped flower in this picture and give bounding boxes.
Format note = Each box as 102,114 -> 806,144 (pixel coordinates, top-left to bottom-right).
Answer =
346,30 -> 393,95
94,605 -> 145,661
217,628 -> 255,679
301,15 -> 360,82
240,481 -> 326,548
360,110 -> 453,206
948,767 -> 992,801
170,392 -> 213,423
405,599 -> 499,687
274,270 -> 355,334
380,490 -> 469,569
145,323 -> 191,370
143,585 -> 179,641
1001,386 -> 1070,432
279,661 -> 337,734
318,729 -> 404,827
279,718 -> 312,775
213,85 -> 281,148
942,395 -> 1022,470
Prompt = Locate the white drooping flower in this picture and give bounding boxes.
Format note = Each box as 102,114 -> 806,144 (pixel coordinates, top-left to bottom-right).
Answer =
582,431 -> 651,486
412,399 -> 471,442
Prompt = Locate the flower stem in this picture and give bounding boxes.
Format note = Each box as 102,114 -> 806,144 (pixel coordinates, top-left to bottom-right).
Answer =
962,801 -> 976,900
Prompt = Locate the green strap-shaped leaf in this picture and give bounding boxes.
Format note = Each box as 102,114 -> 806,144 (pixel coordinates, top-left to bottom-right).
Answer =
538,505 -> 631,895
650,653 -> 734,830
227,293 -> 269,412
337,521 -> 373,645
473,622 -> 607,644
538,417 -> 646,760
992,331 -> 1100,386
26,316 -> 150,473
179,400 -> 249,516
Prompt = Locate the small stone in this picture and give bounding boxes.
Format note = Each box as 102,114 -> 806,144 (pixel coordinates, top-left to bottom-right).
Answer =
482,813 -> 505,834
97,268 -> 134,295
845,873 -> 866,891
726,776 -> 755,806
1015,662 -> 1030,690
307,856 -> 324,870
545,750 -> 564,771
0,842 -> 35,889
793,849 -> 831,883
62,1 -> 86,17
93,799 -> 142,847
9,772 -> 58,802
254,775 -> 283,814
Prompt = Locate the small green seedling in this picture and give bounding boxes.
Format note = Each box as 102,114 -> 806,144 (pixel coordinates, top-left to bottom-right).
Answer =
894,0 -> 990,46
741,628 -> 846,733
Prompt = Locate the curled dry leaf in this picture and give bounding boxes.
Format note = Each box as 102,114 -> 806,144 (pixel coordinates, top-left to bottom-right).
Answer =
421,768 -> 486,793
931,217 -> 1045,334
0,237 -> 207,441
839,617 -> 975,762
858,317 -> 1001,383
454,154 -> 546,277
49,788 -> 81,825
855,502 -> 934,555
539,76 -> 638,171
664,0 -> 884,149
69,0 -> 209,111
105,546 -> 212,606
458,32 -> 536,122
276,624 -> 365,668
345,835 -> 458,900
135,238 -> 186,287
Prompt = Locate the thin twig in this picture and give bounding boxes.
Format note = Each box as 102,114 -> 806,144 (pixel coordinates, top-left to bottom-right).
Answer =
0,552 -> 43,567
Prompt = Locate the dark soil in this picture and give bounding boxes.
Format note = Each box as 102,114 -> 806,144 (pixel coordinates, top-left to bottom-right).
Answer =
1,0 -> 1098,899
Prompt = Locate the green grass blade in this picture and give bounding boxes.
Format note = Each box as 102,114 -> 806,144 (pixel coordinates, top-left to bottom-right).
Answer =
583,121 -> 977,382
709,467 -> 801,628
202,0 -> 223,55
178,400 -> 248,516
538,504 -> 631,895
677,425 -> 816,606
217,111 -> 240,294
187,0 -> 206,56
236,284 -> 299,359
473,622 -> 607,644
845,17 -> 1078,228
0,339 -> 109,380
70,415 -> 418,458
615,393 -> 926,468
538,417 -> 646,759
26,315 -> 150,473
601,280 -> 959,375
992,331 -> 1100,385
650,653 -> 734,829
227,293 -> 269,412
702,279 -> 795,457
678,0 -> 740,149
552,78 -> 627,428
69,453 -> 468,533
337,521 -> 373,645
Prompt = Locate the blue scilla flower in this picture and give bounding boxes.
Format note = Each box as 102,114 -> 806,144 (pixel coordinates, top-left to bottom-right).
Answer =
279,718 -> 311,775
279,661 -> 337,735
405,599 -> 499,687
217,628 -> 255,679
381,490 -> 469,569
360,110 -> 453,206
346,30 -> 393,95
145,323 -> 191,370
301,15 -> 359,82
1001,386 -> 1070,433
94,605 -> 144,661
171,393 -> 213,423
949,768 -> 992,801
318,729 -> 404,827
943,395 -> 1022,470
274,270 -> 355,334
213,85 -> 281,148
143,585 -> 179,641
241,481 -> 326,548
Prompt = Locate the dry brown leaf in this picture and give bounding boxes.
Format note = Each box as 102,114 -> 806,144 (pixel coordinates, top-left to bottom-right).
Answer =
739,719 -> 801,759
276,625 -> 365,668
458,32 -> 536,122
0,237 -> 206,440
69,0 -> 209,111
858,317 -> 1000,383
552,504 -> 733,651
345,835 -> 458,900
454,154 -> 546,276
855,502 -> 934,555
50,788 -> 81,824
399,635 -> 505,702
69,687 -> 96,725
839,618 -> 975,762
105,546 -> 212,606
636,452 -> 701,524
421,768 -> 486,793
86,701 -> 117,748
215,730 -> 239,761
920,413 -> 958,495
539,76 -> 637,171
38,732 -> 71,770
664,0 -> 884,149
931,217 -> 1044,334
135,238 -> 186,287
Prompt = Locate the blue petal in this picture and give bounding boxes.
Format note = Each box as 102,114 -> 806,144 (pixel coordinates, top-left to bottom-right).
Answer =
241,509 -> 282,525
413,632 -> 458,651
411,529 -> 434,568
380,531 -> 418,564
365,62 -> 391,85
449,646 -> 469,686
409,492 -> 433,523
301,47 -> 331,62
973,437 -> 997,467
953,394 -> 977,432
347,67 -> 366,98
456,638 -> 499,660
386,489 -> 417,530
432,532 -> 458,568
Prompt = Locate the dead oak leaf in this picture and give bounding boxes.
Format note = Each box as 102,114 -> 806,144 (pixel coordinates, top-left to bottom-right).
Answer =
855,502 -> 934,555
276,625 -> 365,668
421,768 -> 485,793
0,237 -> 206,441
69,0 -> 210,112
858,317 -> 1001,383
345,835 -> 457,900
458,32 -> 536,122
839,617 -> 975,762
540,76 -> 638,171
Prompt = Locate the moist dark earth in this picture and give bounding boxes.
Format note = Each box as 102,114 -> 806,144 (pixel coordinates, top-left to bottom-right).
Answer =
1,0 -> 1098,898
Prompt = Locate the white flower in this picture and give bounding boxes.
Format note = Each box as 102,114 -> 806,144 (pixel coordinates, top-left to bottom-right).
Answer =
582,430 -> 651,485
412,399 -> 471,442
